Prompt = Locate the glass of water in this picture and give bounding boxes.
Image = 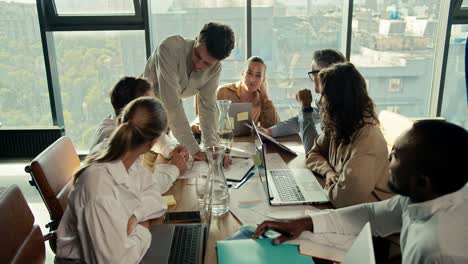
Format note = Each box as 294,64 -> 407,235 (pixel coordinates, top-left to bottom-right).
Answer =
195,173 -> 208,212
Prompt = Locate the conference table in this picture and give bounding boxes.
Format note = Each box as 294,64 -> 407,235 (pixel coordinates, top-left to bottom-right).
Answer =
153,135 -> 331,264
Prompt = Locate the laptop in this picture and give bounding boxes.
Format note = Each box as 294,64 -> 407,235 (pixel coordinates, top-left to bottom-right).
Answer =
229,103 -> 252,136
342,222 -> 376,264
245,122 -> 297,156
141,190 -> 213,264
257,143 -> 329,206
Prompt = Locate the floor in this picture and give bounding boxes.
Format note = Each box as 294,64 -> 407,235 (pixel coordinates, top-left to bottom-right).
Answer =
0,160 -> 54,263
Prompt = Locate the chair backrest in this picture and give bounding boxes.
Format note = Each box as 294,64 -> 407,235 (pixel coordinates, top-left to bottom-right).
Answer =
25,136 -> 80,230
0,185 -> 45,264
378,110 -> 414,151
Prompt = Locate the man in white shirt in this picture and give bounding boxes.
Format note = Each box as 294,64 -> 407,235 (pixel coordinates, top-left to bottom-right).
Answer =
142,22 -> 235,164
253,120 -> 468,263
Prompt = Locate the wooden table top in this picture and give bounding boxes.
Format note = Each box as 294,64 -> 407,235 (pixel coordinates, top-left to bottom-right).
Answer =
153,135 -> 331,264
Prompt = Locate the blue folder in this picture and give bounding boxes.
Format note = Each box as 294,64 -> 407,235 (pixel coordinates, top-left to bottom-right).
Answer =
217,238 -> 314,264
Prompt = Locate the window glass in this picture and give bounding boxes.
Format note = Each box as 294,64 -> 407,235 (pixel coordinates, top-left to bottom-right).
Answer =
440,24 -> 468,129
53,31 -> 146,151
54,0 -> 135,16
150,0 -> 246,123
0,0 -> 52,128
351,0 -> 442,117
252,0 -> 345,120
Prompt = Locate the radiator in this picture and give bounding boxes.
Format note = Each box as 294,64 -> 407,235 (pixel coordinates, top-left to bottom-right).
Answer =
0,127 -> 64,158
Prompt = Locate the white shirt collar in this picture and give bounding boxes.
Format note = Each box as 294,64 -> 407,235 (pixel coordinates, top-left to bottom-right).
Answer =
105,160 -> 132,188
407,184 -> 468,221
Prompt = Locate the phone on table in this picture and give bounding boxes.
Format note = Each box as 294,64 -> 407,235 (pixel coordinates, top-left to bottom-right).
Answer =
163,211 -> 201,224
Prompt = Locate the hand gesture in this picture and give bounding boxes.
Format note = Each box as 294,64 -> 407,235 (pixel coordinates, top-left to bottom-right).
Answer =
170,144 -> 189,161
169,153 -> 188,175
223,154 -> 232,169
295,89 -> 312,108
192,151 -> 207,161
252,218 -> 313,244
257,125 -> 272,136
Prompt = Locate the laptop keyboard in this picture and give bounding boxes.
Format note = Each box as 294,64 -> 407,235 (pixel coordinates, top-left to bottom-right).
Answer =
270,170 -> 305,202
169,225 -> 200,264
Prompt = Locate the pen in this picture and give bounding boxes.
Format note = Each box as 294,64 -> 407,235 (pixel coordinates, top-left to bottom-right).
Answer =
233,171 -> 255,189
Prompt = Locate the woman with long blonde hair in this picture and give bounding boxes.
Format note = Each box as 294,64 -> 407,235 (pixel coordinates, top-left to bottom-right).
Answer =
56,97 -> 169,263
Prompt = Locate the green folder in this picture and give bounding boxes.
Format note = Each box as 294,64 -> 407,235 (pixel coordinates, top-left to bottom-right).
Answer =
217,238 -> 314,264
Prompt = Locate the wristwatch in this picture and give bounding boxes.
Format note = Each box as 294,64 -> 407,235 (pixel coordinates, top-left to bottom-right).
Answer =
302,106 -> 314,113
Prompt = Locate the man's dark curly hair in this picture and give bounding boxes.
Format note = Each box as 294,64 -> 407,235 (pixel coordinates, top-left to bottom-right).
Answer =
198,22 -> 235,60
319,62 -> 379,144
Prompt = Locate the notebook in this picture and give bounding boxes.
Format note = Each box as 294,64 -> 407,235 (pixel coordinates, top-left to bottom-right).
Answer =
342,223 -> 376,264
217,238 -> 314,264
229,103 -> 253,136
223,157 -> 255,182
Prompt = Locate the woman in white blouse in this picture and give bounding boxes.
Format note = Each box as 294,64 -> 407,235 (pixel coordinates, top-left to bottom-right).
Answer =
56,97 -> 170,264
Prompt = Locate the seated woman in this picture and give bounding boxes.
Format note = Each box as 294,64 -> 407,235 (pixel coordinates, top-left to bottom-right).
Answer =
306,62 -> 392,208
56,97 -> 169,263
192,56 -> 279,134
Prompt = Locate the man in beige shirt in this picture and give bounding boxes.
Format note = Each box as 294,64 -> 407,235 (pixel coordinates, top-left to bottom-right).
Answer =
142,22 -> 235,160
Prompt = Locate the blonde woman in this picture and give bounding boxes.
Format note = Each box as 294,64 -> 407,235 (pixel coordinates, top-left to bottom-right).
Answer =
192,56 -> 280,134
56,97 -> 170,263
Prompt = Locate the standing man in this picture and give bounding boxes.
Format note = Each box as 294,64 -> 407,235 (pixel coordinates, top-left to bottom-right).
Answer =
142,22 -> 235,161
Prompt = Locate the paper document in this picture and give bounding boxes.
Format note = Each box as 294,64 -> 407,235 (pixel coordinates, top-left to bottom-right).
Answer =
179,160 -> 209,179
229,177 -> 317,225
223,158 -> 254,181
287,232 -> 356,262
230,142 -> 256,158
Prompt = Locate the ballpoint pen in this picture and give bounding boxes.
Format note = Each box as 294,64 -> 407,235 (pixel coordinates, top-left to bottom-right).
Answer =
233,171 -> 255,189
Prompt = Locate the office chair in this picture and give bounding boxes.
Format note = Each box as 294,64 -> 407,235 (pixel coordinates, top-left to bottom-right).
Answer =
0,185 -> 47,264
25,136 -> 81,252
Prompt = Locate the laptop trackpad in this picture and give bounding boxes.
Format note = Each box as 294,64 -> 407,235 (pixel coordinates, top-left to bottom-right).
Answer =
301,181 -> 322,192
141,224 -> 174,263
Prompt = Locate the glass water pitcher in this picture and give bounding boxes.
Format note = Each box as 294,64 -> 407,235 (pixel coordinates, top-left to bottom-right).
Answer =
204,145 -> 230,216
216,100 -> 234,152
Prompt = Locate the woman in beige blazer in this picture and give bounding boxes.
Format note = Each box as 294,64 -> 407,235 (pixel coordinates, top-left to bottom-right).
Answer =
306,62 -> 392,208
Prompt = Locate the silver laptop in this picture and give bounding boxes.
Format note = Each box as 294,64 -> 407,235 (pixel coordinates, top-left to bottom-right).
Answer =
246,122 -> 297,156
229,103 -> 252,136
141,190 -> 213,264
257,143 -> 329,206
342,222 -> 376,264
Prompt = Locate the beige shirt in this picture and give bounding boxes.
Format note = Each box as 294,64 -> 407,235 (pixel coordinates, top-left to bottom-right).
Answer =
142,35 -> 220,154
216,82 -> 280,128
306,123 -> 392,208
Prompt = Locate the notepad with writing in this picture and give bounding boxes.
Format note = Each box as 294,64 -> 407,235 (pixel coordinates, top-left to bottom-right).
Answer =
217,238 -> 314,264
223,157 -> 254,182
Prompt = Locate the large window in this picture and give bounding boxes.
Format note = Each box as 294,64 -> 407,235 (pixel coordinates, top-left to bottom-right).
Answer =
252,0 -> 344,120
440,25 -> 468,129
54,0 -> 135,15
150,0 -> 246,123
0,0 -> 52,127
351,0 -> 442,117
53,31 -> 146,150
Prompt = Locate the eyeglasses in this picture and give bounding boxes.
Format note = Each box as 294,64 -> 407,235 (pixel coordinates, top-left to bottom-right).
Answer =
307,70 -> 320,81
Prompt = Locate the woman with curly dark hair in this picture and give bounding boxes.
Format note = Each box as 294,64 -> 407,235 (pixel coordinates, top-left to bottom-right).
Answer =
306,62 -> 392,208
